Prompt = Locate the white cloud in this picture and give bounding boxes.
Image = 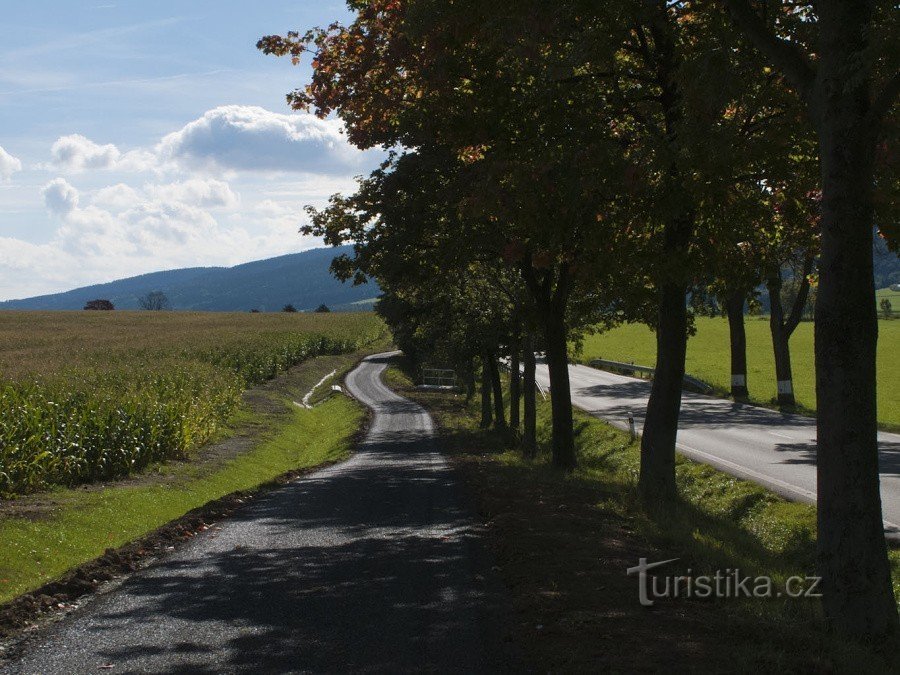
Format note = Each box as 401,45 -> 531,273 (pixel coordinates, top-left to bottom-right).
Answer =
49,134 -> 155,173
157,105 -> 373,174
2,105 -> 383,300
42,178 -> 79,214
0,146 -> 22,181
0,236 -> 77,298
50,134 -> 120,171
91,183 -> 140,211
45,106 -> 377,177
144,178 -> 238,209
4,175 -> 310,298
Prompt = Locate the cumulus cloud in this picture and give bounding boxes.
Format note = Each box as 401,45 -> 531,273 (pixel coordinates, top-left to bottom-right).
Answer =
51,134 -> 120,171
2,105 -> 384,299
91,183 -> 140,211
45,105 -> 379,177
49,134 -> 156,173
23,175 -> 285,279
157,105 -> 374,174
0,146 -> 22,181
144,178 -> 238,209
42,178 -> 79,214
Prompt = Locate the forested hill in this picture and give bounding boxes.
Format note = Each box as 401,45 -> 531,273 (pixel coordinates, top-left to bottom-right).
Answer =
874,235 -> 900,289
0,246 -> 378,312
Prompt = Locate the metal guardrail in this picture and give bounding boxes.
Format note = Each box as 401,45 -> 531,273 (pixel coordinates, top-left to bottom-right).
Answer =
498,360 -> 548,400
422,368 -> 457,387
588,358 -> 714,395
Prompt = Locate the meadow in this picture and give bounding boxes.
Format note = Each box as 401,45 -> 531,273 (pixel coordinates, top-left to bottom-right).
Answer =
877,286 -> 900,316
579,316 -> 899,427
0,311 -> 386,495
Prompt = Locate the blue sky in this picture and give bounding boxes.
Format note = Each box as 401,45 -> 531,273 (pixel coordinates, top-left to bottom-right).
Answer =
0,1 -> 381,300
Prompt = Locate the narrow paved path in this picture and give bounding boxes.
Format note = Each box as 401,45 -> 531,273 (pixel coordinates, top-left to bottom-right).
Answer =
534,361 -> 900,538
7,353 -> 511,674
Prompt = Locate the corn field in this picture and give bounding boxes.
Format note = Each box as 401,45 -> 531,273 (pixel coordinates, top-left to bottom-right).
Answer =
0,311 -> 385,495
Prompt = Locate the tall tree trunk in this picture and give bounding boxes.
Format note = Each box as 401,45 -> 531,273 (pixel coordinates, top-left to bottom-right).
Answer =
639,280 -> 688,502
464,358 -> 476,403
522,331 -> 537,457
509,327 -> 521,433
638,10 -> 690,504
544,302 -> 575,470
521,262 -> 575,468
725,290 -> 749,399
767,272 -> 796,408
480,354 -> 492,429
814,5 -> 897,636
725,0 -> 899,642
489,352 -> 506,430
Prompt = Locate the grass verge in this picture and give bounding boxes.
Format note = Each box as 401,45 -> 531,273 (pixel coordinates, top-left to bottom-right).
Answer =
0,352 -> 368,607
383,360 -> 900,672
578,317 -> 899,429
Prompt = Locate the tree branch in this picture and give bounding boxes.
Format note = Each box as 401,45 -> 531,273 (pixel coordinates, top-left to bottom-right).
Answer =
784,254 -> 815,335
722,0 -> 816,100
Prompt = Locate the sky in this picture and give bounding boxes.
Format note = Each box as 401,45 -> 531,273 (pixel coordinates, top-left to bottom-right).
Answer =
0,1 -> 383,301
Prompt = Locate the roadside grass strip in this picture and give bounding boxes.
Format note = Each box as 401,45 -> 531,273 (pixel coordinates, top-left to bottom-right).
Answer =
0,387 -> 363,606
383,362 -> 900,671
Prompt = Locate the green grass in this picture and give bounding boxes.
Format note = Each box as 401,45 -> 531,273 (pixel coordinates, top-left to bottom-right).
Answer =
877,287 -> 900,317
578,316 -> 900,427
0,394 -> 363,604
390,362 -> 900,670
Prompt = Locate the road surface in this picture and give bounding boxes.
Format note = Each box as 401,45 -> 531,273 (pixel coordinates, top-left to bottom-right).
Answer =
6,353 -> 513,674
533,361 -> 900,538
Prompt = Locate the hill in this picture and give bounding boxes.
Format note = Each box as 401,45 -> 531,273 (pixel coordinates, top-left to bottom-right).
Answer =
0,247 -> 379,312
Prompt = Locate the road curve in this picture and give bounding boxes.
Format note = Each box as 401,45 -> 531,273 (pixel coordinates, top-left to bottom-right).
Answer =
5,353 -> 512,674
533,361 -> 900,538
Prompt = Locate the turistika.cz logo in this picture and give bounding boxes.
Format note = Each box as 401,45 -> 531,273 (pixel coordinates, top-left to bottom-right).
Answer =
626,558 -> 822,607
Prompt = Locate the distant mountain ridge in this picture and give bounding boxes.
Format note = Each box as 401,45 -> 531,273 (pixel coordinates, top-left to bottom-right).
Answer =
0,247 -> 379,312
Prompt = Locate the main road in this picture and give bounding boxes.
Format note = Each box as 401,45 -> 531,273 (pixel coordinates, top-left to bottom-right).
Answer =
534,361 -> 900,538
5,353 -> 515,674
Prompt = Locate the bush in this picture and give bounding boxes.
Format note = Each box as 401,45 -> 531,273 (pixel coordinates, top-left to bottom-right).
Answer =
84,299 -> 115,311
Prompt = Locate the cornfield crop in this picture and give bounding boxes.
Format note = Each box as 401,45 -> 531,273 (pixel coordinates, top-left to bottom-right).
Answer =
0,311 -> 386,495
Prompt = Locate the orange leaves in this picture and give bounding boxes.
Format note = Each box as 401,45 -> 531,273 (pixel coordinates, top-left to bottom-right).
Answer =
458,144 -> 489,164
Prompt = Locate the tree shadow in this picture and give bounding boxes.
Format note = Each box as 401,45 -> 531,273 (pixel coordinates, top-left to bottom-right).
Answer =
10,365 -> 519,674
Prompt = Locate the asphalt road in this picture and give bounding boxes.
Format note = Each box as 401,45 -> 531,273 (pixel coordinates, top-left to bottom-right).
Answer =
6,353 -> 512,674
533,361 -> 900,538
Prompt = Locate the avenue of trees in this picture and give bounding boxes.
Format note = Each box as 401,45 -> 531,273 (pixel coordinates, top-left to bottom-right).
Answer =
260,0 -> 899,639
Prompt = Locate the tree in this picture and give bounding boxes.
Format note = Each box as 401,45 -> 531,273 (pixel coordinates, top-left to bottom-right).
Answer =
724,0 -> 900,640
260,0 -> 632,471
880,297 -> 893,320
314,304 -> 331,313
304,149 -> 517,435
767,254 -> 814,408
83,299 -> 114,311
282,304 -> 298,313
138,291 -> 170,311
598,1 -> 796,502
